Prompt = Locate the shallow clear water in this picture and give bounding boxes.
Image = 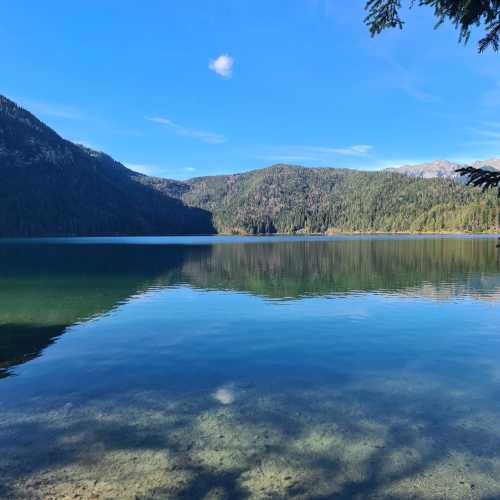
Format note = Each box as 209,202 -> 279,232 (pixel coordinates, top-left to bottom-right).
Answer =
1,236 -> 499,499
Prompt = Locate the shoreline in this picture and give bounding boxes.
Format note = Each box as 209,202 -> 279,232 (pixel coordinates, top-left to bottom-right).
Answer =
0,231 -> 499,241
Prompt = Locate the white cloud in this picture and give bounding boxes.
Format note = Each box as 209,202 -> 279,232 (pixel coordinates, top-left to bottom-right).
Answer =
209,54 -> 234,78
466,140 -> 500,150
18,98 -> 82,119
466,123 -> 500,152
472,128 -> 500,140
394,81 -> 439,103
482,81 -> 500,107
330,144 -> 373,156
123,162 -> 163,176
480,120 -> 500,129
258,144 -> 373,163
123,163 -> 201,179
147,117 -> 226,144
368,52 -> 439,103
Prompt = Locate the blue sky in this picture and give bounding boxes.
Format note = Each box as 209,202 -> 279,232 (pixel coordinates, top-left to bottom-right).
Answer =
3,0 -> 500,179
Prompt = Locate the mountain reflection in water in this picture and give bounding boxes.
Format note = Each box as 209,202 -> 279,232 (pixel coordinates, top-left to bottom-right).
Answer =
0,236 -> 499,499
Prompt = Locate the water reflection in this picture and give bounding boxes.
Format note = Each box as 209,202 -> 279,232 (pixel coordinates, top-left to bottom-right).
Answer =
0,243 -> 188,378
180,238 -> 500,299
1,238 -> 498,378
0,237 -> 499,499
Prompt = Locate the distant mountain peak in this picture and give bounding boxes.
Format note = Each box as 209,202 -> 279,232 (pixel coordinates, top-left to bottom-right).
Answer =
387,158 -> 500,179
472,158 -> 500,171
1,94 -> 498,236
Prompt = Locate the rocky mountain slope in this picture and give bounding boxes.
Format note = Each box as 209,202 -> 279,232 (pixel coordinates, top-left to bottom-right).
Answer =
0,95 -> 498,236
387,159 -> 500,179
0,95 -> 213,236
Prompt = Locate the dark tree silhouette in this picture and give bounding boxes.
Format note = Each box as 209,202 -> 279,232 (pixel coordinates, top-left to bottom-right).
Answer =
364,2 -> 500,244
365,0 -> 500,52
456,167 -> 500,246
456,167 -> 500,192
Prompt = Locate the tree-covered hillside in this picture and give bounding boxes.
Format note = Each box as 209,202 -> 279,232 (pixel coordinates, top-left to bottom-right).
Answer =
0,95 -> 214,236
154,165 -> 498,234
1,94 -> 498,237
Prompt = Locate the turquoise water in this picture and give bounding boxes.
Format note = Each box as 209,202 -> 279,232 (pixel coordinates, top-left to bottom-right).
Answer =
0,236 -> 499,499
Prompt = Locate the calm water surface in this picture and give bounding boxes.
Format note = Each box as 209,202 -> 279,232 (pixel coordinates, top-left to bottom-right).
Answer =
1,236 -> 499,499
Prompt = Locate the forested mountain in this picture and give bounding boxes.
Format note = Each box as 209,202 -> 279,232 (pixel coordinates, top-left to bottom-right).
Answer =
148,165 -> 499,234
0,96 -> 213,236
0,94 -> 498,236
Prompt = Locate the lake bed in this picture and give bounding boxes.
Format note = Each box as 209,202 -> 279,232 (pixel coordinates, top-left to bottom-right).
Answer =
1,236 -> 499,499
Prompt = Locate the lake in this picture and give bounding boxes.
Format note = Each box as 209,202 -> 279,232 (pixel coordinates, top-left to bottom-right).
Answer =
1,235 -> 500,499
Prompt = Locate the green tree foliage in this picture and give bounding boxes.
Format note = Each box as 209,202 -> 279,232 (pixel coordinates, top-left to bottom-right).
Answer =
0,96 -> 215,236
1,94 -> 498,237
365,0 -> 500,52
150,164 -> 499,235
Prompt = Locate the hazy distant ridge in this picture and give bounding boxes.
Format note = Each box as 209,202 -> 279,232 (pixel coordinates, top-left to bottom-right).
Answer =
387,159 -> 500,179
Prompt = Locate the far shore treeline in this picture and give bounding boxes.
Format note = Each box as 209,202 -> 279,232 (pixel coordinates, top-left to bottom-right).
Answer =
0,94 -> 498,237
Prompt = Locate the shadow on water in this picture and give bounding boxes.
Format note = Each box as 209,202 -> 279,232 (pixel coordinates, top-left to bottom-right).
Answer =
0,324 -> 67,379
0,243 -> 197,377
1,237 -> 499,372
0,237 -> 499,498
2,352 -> 500,498
2,238 -> 499,377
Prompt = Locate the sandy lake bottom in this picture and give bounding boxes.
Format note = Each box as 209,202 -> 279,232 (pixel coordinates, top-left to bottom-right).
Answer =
1,236 -> 500,499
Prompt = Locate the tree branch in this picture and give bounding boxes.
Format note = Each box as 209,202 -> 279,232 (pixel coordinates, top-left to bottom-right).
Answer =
364,0 -> 500,52
456,166 -> 500,193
